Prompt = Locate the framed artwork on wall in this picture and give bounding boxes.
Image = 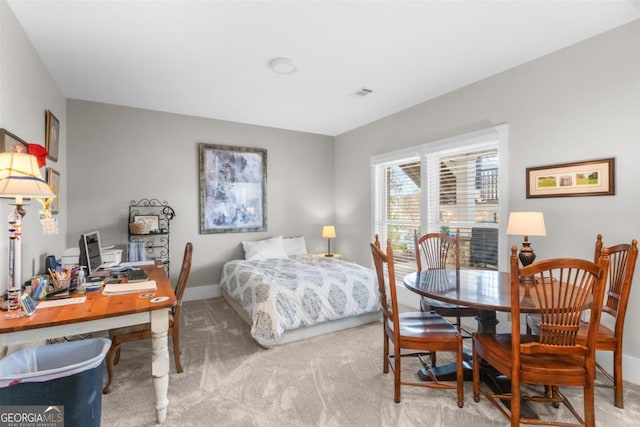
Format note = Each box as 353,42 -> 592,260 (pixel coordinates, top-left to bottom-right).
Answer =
0,128 -> 28,153
46,168 -> 60,214
45,110 -> 60,162
198,143 -> 267,234
526,157 -> 615,198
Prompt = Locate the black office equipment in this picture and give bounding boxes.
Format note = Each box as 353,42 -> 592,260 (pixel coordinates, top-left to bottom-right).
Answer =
125,268 -> 149,282
79,231 -> 106,276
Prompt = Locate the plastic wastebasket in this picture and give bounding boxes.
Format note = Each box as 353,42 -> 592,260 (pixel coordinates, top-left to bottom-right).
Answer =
0,338 -> 111,427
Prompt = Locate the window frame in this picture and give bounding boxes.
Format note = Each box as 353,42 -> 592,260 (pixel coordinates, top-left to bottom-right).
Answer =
370,125 -> 509,274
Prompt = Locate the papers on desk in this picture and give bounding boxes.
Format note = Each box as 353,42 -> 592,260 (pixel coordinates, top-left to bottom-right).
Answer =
102,280 -> 157,295
36,297 -> 87,309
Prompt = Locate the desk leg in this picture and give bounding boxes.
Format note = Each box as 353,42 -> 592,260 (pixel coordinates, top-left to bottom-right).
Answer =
151,309 -> 170,424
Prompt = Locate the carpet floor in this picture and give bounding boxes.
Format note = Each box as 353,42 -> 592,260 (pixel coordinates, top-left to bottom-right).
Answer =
101,298 -> 640,426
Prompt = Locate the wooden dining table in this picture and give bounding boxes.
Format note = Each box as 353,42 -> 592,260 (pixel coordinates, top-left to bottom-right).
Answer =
404,268 -> 540,334
404,268 -> 541,418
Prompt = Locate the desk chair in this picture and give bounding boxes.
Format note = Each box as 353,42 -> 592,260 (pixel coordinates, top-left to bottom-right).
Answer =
527,235 -> 638,408
414,230 -> 477,335
473,246 -> 610,427
103,242 -> 193,394
370,235 -> 464,407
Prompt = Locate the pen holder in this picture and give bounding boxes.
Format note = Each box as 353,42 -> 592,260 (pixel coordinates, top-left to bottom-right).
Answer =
52,277 -> 71,291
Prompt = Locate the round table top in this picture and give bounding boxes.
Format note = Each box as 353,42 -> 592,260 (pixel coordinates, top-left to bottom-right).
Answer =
403,269 -> 539,313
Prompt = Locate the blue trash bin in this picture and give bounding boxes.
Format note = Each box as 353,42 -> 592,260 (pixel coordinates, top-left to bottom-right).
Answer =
0,338 -> 110,427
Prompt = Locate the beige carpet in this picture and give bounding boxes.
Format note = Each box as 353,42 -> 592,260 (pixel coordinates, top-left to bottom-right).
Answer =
101,298 -> 640,426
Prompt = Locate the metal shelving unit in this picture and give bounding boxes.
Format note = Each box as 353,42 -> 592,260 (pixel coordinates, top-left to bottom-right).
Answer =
128,199 -> 175,274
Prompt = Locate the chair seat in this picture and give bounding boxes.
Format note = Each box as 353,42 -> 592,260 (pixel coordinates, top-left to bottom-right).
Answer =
474,333 -> 588,385
386,311 -> 459,340
577,320 -> 616,348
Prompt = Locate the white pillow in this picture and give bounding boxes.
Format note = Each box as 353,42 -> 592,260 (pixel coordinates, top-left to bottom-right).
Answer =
242,236 -> 288,261
283,236 -> 308,256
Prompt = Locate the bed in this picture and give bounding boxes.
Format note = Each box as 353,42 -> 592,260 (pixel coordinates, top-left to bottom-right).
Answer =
219,236 -> 381,348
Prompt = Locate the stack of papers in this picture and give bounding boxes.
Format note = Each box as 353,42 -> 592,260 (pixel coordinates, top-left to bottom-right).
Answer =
36,297 -> 87,309
102,280 -> 157,295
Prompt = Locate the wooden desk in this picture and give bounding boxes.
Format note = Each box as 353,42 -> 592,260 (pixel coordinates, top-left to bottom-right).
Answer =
0,262 -> 176,424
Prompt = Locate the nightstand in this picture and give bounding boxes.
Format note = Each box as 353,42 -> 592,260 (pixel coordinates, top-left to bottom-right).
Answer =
311,253 -> 342,260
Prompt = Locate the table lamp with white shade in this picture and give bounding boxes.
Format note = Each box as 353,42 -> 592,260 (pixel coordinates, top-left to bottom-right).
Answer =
0,152 -> 56,294
322,225 -> 336,257
506,211 -> 546,268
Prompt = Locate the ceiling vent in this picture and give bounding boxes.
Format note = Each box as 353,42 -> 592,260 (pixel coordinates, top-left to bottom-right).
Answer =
349,87 -> 374,97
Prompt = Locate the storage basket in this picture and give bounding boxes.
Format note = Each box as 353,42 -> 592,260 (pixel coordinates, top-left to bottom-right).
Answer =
129,221 -> 150,234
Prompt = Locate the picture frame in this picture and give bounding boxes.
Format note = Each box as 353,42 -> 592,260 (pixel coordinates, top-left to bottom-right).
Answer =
199,143 -> 267,234
46,168 -> 60,214
45,109 -> 60,162
526,157 -> 615,198
133,215 -> 160,232
0,128 -> 28,153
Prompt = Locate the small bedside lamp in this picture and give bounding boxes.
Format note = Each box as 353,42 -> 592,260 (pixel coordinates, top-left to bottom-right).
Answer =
322,225 -> 336,257
506,211 -> 546,268
0,153 -> 56,291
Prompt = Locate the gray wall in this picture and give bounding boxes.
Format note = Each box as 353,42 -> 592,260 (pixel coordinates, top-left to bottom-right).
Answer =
66,100 -> 335,290
335,20 -> 640,381
0,0 -> 67,292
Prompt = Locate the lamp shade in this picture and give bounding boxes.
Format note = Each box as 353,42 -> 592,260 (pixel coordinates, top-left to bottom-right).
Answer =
506,212 -> 546,236
321,225 -> 336,239
0,152 -> 55,200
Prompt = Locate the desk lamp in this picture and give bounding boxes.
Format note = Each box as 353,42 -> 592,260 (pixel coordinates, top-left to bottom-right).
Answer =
322,225 -> 336,257
0,153 -> 56,292
506,211 -> 546,268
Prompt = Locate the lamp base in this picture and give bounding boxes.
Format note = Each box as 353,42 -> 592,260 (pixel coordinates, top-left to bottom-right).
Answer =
518,241 -> 536,284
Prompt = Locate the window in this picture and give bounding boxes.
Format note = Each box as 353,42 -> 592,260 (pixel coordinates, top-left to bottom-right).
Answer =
371,126 -> 508,282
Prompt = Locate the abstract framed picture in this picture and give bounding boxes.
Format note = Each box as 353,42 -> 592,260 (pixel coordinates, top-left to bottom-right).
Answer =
45,109 -> 60,162
46,168 -> 60,214
526,158 -> 615,198
0,128 -> 28,153
199,143 -> 267,234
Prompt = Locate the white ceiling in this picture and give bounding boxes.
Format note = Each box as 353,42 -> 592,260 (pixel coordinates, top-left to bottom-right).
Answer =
7,1 -> 640,136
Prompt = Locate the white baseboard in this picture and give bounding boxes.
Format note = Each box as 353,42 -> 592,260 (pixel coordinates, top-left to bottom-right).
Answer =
183,283 -> 220,302
597,351 -> 640,387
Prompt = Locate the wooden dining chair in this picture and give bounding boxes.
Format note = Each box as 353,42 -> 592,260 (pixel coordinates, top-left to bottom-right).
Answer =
102,242 -> 193,394
472,246 -> 610,427
414,229 -> 477,334
526,235 -> 638,408
370,235 -> 464,407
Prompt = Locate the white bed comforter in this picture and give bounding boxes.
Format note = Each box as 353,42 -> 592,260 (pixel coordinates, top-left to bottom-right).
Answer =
220,255 -> 380,348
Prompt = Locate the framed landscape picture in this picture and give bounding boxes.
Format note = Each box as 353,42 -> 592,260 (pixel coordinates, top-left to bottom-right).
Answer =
526,158 -> 615,198
198,143 -> 267,234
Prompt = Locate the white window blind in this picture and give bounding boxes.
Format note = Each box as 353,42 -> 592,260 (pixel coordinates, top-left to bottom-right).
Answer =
372,128 -> 504,284
373,159 -> 421,281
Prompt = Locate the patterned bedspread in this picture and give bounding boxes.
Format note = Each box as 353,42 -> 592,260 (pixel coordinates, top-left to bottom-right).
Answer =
220,255 -> 380,348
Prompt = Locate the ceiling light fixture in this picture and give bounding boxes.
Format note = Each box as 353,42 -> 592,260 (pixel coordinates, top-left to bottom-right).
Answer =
268,57 -> 297,75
